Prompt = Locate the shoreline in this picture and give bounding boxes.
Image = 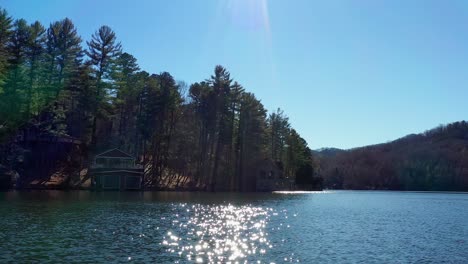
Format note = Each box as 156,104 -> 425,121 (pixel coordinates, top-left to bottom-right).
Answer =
2,188 -> 467,194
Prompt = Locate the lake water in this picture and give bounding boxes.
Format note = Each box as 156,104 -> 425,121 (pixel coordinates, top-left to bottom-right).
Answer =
0,191 -> 467,263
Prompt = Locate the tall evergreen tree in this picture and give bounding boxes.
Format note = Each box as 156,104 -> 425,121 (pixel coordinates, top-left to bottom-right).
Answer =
1,19 -> 30,133
0,8 -> 13,141
112,52 -> 140,150
236,92 -> 268,191
25,21 -> 46,117
189,81 -> 216,186
207,65 -> 232,190
86,25 -> 122,146
45,18 -> 82,97
268,108 -> 290,162
0,8 -> 12,93
41,18 -> 83,135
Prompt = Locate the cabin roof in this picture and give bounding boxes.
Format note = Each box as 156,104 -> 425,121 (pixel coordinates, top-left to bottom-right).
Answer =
95,148 -> 134,159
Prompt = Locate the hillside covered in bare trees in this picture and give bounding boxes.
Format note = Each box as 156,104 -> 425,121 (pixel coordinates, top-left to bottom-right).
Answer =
319,121 -> 468,191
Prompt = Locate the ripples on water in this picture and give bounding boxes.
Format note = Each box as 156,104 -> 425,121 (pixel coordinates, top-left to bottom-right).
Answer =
1,191 -> 468,263
161,203 -> 296,263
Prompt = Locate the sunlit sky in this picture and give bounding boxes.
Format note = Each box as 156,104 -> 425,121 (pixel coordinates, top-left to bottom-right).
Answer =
3,0 -> 468,149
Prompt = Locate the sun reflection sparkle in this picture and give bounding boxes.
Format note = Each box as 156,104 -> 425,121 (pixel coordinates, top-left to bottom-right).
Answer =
161,204 -> 273,263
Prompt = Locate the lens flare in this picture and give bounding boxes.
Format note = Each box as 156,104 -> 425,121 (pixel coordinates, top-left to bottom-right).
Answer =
226,0 -> 271,33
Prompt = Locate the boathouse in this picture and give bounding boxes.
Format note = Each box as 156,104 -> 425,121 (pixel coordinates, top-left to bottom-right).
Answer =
91,148 -> 143,190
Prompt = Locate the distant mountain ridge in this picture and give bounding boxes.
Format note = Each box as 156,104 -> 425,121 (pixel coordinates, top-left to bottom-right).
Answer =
313,148 -> 344,157
319,121 -> 468,191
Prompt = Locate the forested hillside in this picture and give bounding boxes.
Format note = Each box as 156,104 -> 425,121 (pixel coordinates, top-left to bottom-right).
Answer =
0,8 -> 319,191
320,121 -> 468,191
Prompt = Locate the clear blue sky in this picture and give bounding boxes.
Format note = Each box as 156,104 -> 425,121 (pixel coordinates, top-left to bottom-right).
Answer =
2,0 -> 468,149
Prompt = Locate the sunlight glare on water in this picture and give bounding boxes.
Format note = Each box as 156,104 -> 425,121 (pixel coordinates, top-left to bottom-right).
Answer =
1,191 -> 468,263
161,203 -> 291,263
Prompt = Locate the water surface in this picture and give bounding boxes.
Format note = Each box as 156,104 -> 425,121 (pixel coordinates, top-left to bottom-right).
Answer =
0,191 -> 467,263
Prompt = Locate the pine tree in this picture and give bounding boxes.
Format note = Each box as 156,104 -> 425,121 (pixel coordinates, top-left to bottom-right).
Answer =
41,18 -> 83,135
0,8 -> 12,93
207,65 -> 232,190
25,21 -> 46,117
113,52 -> 140,150
237,92 -> 268,191
1,19 -> 30,132
0,10 -> 14,141
268,108 -> 290,162
86,25 -> 122,147
45,18 -> 82,98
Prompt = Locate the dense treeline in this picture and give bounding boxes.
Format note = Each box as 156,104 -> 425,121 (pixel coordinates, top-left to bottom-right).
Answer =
319,121 -> 468,191
0,8 -> 318,191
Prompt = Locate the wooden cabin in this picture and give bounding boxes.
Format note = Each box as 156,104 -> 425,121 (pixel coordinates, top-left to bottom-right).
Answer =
13,125 -> 84,189
91,148 -> 143,191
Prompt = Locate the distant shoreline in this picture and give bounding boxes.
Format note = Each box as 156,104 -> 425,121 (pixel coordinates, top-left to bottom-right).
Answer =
1,188 -> 467,194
